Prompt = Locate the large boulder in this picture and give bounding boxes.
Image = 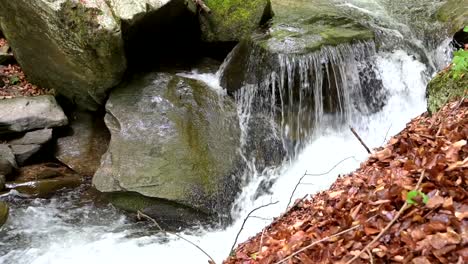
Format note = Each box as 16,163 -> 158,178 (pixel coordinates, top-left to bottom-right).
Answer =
93,72 -> 241,219
55,111 -> 110,177
199,0 -> 273,42
0,95 -> 67,134
0,0 -> 126,110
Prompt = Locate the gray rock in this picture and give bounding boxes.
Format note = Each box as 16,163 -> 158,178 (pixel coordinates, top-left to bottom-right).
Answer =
8,128 -> 53,145
0,201 -> 8,228
0,0 -> 126,110
11,144 -> 41,165
107,0 -> 171,26
93,72 -> 241,217
55,111 -> 110,177
0,144 -> 17,176
0,95 -> 68,134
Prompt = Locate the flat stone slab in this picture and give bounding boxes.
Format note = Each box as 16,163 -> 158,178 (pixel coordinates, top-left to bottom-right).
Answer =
0,95 -> 67,134
8,128 -> 53,145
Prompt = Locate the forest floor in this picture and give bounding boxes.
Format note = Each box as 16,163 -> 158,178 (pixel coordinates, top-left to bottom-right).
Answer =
224,98 -> 467,264
0,38 -> 48,98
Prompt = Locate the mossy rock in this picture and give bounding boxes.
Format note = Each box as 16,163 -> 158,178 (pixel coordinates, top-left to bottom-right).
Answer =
427,69 -> 468,114
199,0 -> 273,42
0,0 -> 126,110
93,72 -> 241,217
437,0 -> 468,34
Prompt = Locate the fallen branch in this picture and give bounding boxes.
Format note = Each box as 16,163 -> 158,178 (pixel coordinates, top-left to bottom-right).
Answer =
274,224 -> 361,264
344,170 -> 426,264
286,156 -> 356,209
137,211 -> 216,264
192,0 -> 211,13
350,126 -> 372,154
230,201 -> 279,254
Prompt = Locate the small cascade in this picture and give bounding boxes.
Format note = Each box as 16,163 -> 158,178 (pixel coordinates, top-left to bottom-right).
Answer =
227,40 -> 384,159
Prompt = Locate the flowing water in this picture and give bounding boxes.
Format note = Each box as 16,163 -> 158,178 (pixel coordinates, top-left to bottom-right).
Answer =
0,1 -> 455,263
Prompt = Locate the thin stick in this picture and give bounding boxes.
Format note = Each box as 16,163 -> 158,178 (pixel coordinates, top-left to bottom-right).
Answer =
350,126 -> 372,154
381,124 -> 392,146
230,201 -> 279,254
274,224 -> 361,264
137,211 -> 216,264
367,248 -> 374,264
259,228 -> 267,253
286,156 -> 356,209
344,170 -> 426,264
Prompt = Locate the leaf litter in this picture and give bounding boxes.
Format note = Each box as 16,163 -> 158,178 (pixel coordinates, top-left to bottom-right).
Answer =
0,38 -> 50,98
224,98 -> 467,264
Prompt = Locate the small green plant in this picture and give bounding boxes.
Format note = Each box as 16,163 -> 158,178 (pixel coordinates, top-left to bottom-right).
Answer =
464,26 -> 468,32
406,190 -> 428,205
9,75 -> 20,85
451,49 -> 468,79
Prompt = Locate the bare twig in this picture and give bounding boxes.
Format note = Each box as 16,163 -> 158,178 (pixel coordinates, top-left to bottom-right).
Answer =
286,156 -> 356,209
230,201 -> 279,254
344,170 -> 426,264
137,211 -> 216,264
350,126 -> 372,154
274,224 -> 361,264
381,124 -> 392,146
367,248 -> 374,264
259,228 -> 267,253
192,0 -> 211,13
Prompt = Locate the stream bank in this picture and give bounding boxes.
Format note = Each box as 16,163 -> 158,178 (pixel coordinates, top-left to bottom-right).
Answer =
225,97 -> 467,263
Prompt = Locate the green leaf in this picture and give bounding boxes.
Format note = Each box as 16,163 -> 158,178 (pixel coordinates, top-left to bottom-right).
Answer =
406,190 -> 428,205
451,49 -> 468,79
9,75 -> 20,85
464,26 -> 468,33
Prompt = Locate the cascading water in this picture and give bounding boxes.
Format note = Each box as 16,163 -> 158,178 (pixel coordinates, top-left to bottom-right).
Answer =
0,0 -> 454,263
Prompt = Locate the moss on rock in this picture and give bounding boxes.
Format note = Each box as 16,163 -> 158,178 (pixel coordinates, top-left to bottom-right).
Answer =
200,0 -> 273,42
437,0 -> 468,34
427,69 -> 468,114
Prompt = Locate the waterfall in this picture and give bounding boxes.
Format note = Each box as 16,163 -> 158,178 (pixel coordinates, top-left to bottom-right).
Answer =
0,0 -> 454,263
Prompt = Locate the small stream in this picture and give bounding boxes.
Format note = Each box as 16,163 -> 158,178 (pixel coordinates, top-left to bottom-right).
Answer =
0,0 -> 454,263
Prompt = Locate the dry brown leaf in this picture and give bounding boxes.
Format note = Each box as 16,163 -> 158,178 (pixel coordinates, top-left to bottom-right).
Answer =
426,194 -> 445,209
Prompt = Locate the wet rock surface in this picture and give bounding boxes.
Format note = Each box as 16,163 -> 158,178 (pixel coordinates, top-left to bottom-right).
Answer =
93,72 -> 241,218
55,111 -> 110,177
